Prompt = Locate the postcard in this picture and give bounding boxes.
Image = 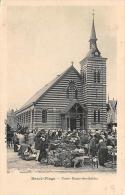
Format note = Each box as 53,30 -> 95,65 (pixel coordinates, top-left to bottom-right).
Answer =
1,0 -> 125,195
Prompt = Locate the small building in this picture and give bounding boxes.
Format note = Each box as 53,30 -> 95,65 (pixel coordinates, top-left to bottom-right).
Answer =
6,109 -> 17,131
16,15 -> 107,132
107,98 -> 117,129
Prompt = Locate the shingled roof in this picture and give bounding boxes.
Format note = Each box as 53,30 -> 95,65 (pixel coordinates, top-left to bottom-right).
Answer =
16,65 -> 81,113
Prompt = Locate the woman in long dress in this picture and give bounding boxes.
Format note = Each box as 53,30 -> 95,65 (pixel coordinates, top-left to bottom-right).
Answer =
98,139 -> 108,166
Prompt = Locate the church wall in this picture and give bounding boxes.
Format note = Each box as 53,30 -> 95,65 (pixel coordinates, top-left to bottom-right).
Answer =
81,57 -> 107,131
33,107 -> 61,129
33,67 -> 84,130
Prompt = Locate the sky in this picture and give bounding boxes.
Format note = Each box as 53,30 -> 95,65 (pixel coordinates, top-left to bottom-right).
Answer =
6,6 -> 118,111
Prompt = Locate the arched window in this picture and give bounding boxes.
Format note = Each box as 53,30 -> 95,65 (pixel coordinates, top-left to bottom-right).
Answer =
80,115 -> 83,129
70,83 -> 74,98
32,109 -> 34,124
94,110 -> 96,122
75,89 -> 78,99
98,110 -> 100,122
66,80 -> 78,99
26,111 -> 28,123
66,88 -> 69,98
94,71 -> 96,83
42,109 -> 47,123
97,71 -> 100,83
28,110 -> 31,123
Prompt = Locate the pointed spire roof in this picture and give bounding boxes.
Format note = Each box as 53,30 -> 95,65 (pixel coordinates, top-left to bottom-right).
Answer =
90,17 -> 97,41
80,11 -> 101,63
88,10 -> 101,56
89,10 -> 97,43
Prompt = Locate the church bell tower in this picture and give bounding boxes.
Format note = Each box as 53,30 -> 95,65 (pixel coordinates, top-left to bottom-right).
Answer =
80,12 -> 107,131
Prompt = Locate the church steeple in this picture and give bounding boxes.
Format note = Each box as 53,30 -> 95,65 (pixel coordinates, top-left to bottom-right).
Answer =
80,12 -> 107,131
89,11 -> 97,49
88,10 -> 100,57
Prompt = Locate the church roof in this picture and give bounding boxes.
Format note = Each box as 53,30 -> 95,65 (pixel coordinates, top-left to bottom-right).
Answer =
17,65 -> 81,113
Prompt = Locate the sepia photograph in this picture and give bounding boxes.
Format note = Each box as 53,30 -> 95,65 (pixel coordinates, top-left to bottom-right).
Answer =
5,6 -> 118,173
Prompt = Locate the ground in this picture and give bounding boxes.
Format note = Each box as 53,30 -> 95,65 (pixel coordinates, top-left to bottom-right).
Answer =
7,148 -> 116,173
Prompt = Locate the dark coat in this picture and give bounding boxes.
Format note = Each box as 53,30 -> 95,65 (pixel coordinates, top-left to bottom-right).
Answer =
34,136 -> 42,150
38,138 -> 48,161
34,131 -> 47,150
34,131 -> 42,150
98,141 -> 108,166
89,138 -> 97,157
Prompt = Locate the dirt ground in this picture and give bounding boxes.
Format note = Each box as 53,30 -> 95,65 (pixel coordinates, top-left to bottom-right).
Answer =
7,148 -> 116,173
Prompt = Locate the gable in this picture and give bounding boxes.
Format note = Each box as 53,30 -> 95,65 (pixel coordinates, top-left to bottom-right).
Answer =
35,66 -> 83,109
17,65 -> 82,112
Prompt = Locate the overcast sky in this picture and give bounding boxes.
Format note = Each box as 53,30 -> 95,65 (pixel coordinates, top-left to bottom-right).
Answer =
7,6 -> 118,111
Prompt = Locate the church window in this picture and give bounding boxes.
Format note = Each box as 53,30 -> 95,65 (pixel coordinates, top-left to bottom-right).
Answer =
75,89 -> 78,99
94,70 -> 101,83
66,88 -> 69,98
66,88 -> 68,98
26,112 -> 28,123
97,71 -> 100,83
32,109 -> 34,124
42,109 -> 47,123
98,110 -> 100,122
66,80 -> 78,100
94,71 -> 96,82
70,86 -> 74,98
94,110 -> 96,122
67,118 -> 69,129
83,117 -> 86,129
80,115 -> 83,129
22,113 -> 25,123
28,110 -> 31,123
23,113 -> 25,123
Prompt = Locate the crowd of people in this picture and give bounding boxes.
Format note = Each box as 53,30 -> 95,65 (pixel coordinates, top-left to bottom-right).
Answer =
7,127 -> 117,169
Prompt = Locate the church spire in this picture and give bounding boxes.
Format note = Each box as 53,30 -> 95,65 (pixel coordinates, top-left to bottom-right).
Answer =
89,10 -> 97,49
80,11 -> 101,62
87,10 -> 101,57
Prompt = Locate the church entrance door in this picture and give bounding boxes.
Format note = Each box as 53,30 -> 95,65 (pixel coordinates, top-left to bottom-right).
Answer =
67,117 -> 76,131
70,117 -> 76,131
61,102 -> 87,130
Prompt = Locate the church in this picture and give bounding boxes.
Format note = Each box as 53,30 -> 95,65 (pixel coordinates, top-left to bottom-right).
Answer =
16,15 -> 107,132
